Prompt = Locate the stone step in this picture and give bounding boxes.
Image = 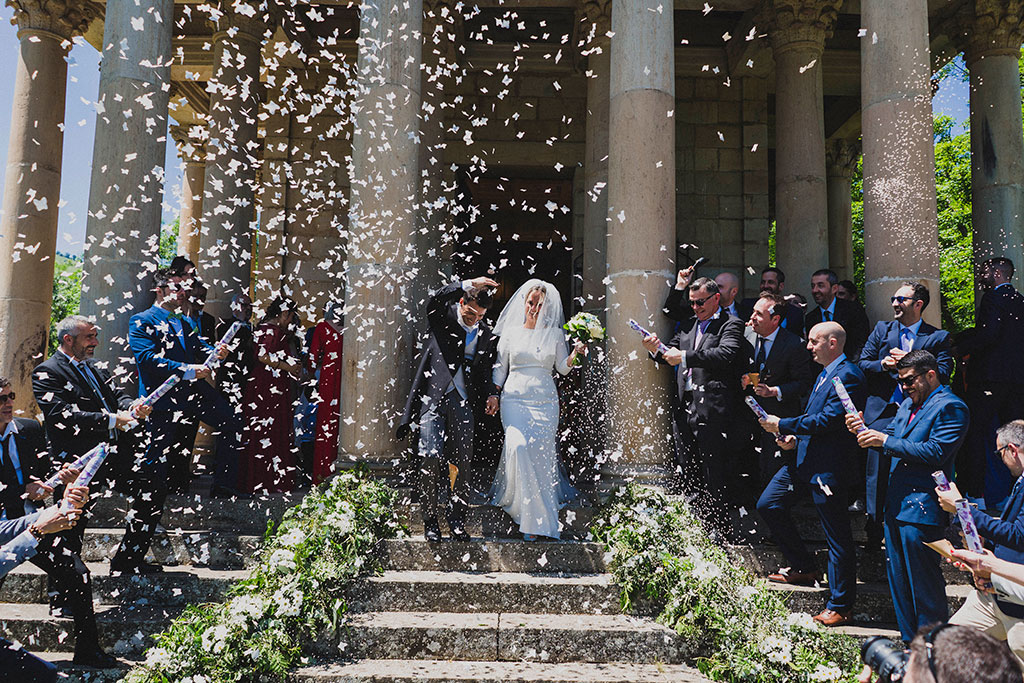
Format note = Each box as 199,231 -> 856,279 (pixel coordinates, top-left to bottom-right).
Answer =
289,659 -> 713,682
728,543 -> 972,585
350,571 -> 621,615
833,623 -> 903,643
400,504 -> 598,539
767,581 -> 973,624
0,562 -> 246,606
380,539 -> 608,574
332,612 -> 687,664
78,527 -> 262,569
36,653 -> 136,683
0,603 -> 181,656
87,490 -> 303,534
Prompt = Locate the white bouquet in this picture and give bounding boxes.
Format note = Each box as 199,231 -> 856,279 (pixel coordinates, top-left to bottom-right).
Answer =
563,312 -> 605,366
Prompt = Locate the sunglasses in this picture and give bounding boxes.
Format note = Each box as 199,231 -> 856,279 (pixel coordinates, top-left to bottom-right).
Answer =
689,294 -> 717,308
897,372 -> 924,388
891,295 -> 917,304
925,622 -> 952,681
0,391 -> 14,403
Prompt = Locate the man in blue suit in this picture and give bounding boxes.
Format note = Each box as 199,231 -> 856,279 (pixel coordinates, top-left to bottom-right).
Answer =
113,266 -> 236,575
847,350 -> 969,643
937,419 -> 1024,663
857,282 -> 953,549
757,321 -> 866,626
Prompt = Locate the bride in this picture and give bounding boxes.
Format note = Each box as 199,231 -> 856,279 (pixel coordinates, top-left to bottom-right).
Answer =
485,279 -> 586,541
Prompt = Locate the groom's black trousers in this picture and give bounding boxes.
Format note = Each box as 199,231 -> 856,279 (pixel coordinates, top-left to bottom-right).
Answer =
418,389 -> 474,532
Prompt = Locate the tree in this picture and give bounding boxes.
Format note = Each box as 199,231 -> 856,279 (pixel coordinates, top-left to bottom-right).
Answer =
49,256 -> 82,353
160,218 -> 180,263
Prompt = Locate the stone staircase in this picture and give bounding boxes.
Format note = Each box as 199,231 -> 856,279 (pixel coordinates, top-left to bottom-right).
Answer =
0,490 -> 975,681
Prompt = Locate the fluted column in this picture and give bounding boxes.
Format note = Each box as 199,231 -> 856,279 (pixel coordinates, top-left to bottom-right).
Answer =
171,125 -> 207,264
0,0 -> 91,413
199,3 -> 266,318
340,0 -> 423,473
765,0 -> 841,294
581,0 -> 611,310
604,0 -> 675,487
861,0 -> 940,327
80,0 -> 173,382
962,1 -> 1024,289
826,139 -> 859,282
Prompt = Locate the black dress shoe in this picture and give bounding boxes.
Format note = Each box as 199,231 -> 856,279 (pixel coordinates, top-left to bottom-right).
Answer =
450,529 -> 471,543
73,649 -> 121,669
49,605 -> 74,620
110,560 -> 164,576
424,522 -> 442,543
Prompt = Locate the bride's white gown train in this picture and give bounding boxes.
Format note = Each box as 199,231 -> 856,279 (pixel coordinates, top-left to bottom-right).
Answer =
489,329 -> 577,539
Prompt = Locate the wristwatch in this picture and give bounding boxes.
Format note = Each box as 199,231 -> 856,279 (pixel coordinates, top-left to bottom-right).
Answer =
27,524 -> 45,542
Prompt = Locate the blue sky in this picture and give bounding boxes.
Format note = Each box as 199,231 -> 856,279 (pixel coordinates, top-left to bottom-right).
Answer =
0,13 -> 972,257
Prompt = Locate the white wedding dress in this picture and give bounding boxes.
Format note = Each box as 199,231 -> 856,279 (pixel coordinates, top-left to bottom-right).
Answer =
489,327 -> 578,539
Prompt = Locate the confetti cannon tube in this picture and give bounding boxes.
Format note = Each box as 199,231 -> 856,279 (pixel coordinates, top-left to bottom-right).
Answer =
932,470 -> 951,491
39,445 -> 102,489
830,377 -> 864,432
61,443 -> 109,510
628,319 -> 670,355
203,320 -> 243,369
955,498 -> 985,553
744,396 -> 770,421
137,374 -> 182,411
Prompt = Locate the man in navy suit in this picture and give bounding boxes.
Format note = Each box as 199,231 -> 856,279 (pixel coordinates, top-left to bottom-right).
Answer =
737,267 -> 804,333
114,267 -> 236,575
857,282 -> 953,549
847,350 -> 969,642
937,419 -> 1024,662
756,321 -> 866,626
957,257 -> 1024,508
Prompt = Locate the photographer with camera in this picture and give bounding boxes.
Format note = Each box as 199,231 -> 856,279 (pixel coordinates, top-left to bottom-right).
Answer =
859,624 -> 1021,682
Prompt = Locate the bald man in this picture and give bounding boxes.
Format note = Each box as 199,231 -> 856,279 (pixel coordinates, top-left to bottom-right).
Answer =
714,272 -> 741,319
756,321 -> 867,627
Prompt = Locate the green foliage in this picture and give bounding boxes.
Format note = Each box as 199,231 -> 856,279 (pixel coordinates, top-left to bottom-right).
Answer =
592,486 -> 860,683
126,473 -> 404,683
49,257 -> 82,354
160,219 -> 180,264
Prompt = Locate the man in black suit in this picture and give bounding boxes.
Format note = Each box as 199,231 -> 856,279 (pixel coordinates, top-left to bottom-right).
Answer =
643,271 -> 745,533
397,277 -> 499,542
804,268 -> 869,362
856,282 -> 952,548
0,376 -> 115,667
742,292 -> 814,494
957,257 -> 1024,506
737,267 -> 804,334
714,272 -> 742,319
217,292 -> 255,407
31,314 -> 152,612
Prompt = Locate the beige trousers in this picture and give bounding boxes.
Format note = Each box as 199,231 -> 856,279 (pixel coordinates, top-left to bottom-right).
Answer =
950,589 -> 1024,666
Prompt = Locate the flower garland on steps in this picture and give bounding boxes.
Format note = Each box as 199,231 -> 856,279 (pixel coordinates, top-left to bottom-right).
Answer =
126,472 -> 403,683
591,485 -> 861,683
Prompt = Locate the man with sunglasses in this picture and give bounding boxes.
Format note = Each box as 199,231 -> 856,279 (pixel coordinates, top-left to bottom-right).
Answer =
935,420 -> 1024,664
857,283 -> 953,550
846,350 -> 968,643
644,268 -> 745,537
858,623 -> 1021,682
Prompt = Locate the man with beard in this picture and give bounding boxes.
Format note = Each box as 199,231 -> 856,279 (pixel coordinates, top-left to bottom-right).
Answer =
804,269 -> 869,362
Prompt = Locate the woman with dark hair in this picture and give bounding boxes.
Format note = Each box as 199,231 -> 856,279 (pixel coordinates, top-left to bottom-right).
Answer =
242,296 -> 302,494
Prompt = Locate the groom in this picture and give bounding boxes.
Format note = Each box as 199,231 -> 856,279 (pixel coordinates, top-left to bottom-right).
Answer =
398,276 -> 499,542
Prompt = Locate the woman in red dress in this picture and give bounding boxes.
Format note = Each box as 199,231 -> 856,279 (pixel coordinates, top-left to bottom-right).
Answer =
309,301 -> 343,484
243,297 -> 302,494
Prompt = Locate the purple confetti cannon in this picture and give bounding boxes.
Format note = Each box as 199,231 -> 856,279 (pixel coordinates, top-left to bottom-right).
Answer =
955,498 -> 985,553
932,470 -> 951,492
628,319 -> 670,355
39,445 -> 103,489
831,377 -> 865,432
744,396 -> 770,421
137,374 -> 182,411
60,443 -> 109,510
203,320 -> 244,369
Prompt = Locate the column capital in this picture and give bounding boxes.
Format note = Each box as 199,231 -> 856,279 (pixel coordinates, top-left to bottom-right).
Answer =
578,0 -> 612,51
949,0 -> 1024,64
826,138 -> 860,179
760,0 -> 843,55
209,0 -> 270,41
6,0 -> 94,40
171,124 -> 208,164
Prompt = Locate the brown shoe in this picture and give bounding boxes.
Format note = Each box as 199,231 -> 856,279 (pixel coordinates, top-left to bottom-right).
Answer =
812,609 -> 851,627
767,567 -> 816,586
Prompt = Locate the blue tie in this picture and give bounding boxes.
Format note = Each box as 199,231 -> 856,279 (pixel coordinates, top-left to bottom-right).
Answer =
814,370 -> 828,392
465,327 -> 478,365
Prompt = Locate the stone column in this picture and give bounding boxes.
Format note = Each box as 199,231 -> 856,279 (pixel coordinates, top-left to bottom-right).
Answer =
765,0 -> 842,296
80,0 -> 173,382
825,138 -> 859,282
199,4 -> 266,319
963,1 -> 1024,289
861,0 -> 940,327
171,125 -> 207,264
0,0 -> 91,413
340,0 -> 423,473
581,0 -> 611,310
604,0 -> 675,487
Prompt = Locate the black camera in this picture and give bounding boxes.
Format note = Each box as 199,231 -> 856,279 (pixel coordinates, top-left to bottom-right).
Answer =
862,636 -> 910,682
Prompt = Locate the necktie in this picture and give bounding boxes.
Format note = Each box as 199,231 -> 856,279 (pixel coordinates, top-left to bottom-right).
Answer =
76,362 -> 113,412
0,435 -> 23,520
823,309 -> 832,322
814,370 -> 828,392
464,327 -> 478,366
900,327 -> 913,352
755,337 -> 767,371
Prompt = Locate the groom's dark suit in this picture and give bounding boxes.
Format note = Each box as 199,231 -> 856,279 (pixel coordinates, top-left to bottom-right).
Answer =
398,281 -> 497,536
